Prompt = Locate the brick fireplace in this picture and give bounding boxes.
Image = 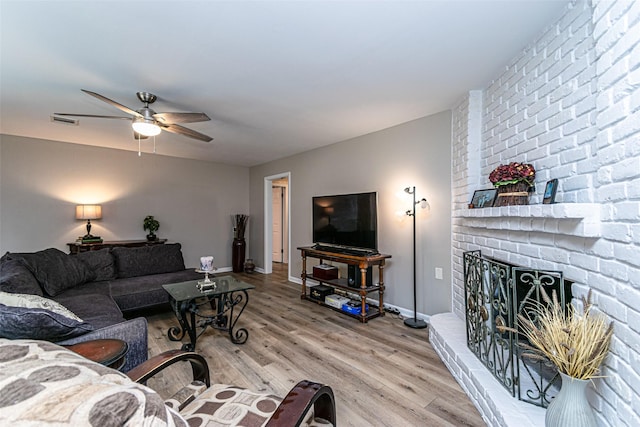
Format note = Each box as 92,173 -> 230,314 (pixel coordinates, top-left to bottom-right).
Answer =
432,1 -> 640,426
431,204 -> 600,426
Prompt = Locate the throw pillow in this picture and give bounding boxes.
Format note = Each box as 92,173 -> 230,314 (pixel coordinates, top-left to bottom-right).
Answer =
4,248 -> 97,296
0,291 -> 83,321
0,292 -> 93,341
75,248 -> 117,281
112,243 -> 185,279
0,259 -> 44,296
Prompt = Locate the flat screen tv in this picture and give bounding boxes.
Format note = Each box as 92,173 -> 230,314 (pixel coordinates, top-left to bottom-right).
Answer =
312,191 -> 378,251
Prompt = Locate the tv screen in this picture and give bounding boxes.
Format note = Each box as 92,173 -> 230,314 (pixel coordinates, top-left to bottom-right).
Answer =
312,192 -> 378,251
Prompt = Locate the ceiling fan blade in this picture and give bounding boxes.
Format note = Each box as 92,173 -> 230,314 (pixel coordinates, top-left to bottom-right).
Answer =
161,123 -> 213,142
153,112 -> 211,124
54,113 -> 131,120
81,89 -> 143,118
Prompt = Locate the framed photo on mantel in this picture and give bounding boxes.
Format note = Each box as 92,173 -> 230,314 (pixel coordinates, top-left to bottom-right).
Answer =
543,179 -> 558,204
470,188 -> 498,208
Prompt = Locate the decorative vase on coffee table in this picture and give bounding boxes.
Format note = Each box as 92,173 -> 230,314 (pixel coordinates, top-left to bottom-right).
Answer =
545,372 -> 597,427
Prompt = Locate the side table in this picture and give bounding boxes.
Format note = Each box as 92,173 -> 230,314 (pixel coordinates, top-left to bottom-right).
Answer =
163,276 -> 255,351
65,339 -> 128,370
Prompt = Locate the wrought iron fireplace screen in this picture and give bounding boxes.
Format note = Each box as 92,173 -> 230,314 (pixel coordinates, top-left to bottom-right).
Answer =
463,250 -> 573,408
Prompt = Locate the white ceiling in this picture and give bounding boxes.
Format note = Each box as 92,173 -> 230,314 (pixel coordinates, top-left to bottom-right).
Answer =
0,0 -> 570,167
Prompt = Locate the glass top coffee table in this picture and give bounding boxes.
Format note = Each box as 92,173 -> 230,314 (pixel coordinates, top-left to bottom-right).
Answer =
163,275 -> 255,351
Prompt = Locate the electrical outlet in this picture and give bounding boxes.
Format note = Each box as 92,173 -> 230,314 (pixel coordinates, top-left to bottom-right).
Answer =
435,267 -> 443,280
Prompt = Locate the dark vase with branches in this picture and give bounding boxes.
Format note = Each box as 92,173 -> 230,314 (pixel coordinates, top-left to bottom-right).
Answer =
232,214 -> 248,272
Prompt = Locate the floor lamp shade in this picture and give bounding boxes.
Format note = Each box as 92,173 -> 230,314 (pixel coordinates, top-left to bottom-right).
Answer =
76,205 -> 102,238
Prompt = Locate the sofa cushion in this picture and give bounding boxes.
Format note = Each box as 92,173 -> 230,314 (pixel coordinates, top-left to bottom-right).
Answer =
0,259 -> 44,296
112,243 -> 186,279
0,292 -> 93,341
54,293 -> 125,330
74,248 -> 117,281
0,338 -> 187,426
109,269 -> 202,312
180,384 -> 283,426
4,248 -> 97,296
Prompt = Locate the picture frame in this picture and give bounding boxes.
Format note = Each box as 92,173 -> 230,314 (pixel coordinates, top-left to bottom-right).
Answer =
470,188 -> 498,208
543,179 -> 558,204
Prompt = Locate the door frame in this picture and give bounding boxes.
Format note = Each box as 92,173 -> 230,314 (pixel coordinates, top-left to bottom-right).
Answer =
271,185 -> 286,263
263,172 -> 291,275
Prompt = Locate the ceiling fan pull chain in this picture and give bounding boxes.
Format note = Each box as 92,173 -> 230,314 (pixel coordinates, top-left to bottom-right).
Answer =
138,133 -> 142,157
153,135 -> 156,154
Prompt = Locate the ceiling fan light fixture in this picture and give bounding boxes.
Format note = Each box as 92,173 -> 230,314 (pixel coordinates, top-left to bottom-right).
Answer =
132,118 -> 161,136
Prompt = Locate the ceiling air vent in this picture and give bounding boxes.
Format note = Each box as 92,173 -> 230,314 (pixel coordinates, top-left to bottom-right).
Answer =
51,115 -> 79,126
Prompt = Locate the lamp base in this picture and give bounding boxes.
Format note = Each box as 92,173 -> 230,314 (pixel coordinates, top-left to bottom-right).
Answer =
404,318 -> 427,329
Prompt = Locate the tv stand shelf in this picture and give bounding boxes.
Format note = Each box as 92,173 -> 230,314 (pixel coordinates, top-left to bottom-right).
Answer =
298,246 -> 391,323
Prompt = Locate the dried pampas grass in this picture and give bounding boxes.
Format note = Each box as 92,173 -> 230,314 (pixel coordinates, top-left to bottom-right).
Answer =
510,289 -> 613,380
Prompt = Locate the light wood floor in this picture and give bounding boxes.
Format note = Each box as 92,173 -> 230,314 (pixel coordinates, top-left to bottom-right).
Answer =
143,264 -> 484,426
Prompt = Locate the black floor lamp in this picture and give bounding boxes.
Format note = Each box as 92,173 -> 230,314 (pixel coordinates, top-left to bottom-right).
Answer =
404,186 -> 428,329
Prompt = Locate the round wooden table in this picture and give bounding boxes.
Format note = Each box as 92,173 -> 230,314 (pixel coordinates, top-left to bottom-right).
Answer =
65,339 -> 128,370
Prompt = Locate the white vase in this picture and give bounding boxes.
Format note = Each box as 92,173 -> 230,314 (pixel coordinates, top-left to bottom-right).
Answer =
545,372 -> 597,427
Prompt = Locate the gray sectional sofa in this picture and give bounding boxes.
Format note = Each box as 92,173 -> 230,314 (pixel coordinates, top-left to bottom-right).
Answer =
0,243 -> 201,371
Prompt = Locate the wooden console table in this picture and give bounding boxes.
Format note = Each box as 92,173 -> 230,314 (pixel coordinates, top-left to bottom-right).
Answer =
67,239 -> 167,254
298,246 -> 391,323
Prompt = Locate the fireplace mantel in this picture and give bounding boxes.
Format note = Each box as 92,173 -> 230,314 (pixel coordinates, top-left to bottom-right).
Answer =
453,203 -> 601,238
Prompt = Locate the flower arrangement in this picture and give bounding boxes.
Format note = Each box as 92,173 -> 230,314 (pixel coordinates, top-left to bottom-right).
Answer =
489,162 -> 536,187
510,289 -> 613,380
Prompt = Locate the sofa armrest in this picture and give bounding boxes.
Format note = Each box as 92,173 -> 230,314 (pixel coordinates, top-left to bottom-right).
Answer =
266,380 -> 336,427
126,349 -> 210,387
55,317 -> 148,373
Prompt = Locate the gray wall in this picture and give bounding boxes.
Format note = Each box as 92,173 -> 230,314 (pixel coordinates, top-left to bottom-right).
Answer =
0,135 -> 249,268
249,111 -> 452,316
1,110 -> 452,316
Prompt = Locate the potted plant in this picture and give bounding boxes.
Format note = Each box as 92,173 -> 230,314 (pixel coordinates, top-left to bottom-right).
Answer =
143,215 -> 160,241
506,289 -> 613,427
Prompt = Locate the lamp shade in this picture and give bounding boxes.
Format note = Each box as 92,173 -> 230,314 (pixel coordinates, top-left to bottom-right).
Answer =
76,205 -> 102,220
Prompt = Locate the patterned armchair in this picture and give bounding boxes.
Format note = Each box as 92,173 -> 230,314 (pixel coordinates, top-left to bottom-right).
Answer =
0,338 -> 336,426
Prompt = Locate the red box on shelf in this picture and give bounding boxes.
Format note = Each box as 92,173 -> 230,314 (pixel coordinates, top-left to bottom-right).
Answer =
313,264 -> 339,280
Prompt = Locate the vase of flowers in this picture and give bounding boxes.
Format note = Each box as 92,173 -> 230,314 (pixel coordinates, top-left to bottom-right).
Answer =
489,162 -> 535,206
508,290 -> 613,427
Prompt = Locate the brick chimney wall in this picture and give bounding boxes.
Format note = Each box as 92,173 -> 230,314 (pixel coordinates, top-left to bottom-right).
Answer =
449,0 -> 640,425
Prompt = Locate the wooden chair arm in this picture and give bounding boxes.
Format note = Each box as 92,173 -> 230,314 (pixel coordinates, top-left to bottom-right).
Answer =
126,349 -> 210,387
265,380 -> 336,427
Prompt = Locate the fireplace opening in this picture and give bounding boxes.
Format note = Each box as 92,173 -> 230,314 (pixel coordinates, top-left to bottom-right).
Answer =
463,250 -> 573,407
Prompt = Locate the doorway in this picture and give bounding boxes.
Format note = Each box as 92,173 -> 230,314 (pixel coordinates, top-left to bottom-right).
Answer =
271,179 -> 288,264
263,172 -> 290,276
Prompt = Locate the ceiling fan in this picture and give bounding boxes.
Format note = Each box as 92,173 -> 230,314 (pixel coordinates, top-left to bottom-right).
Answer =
54,89 -> 213,142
